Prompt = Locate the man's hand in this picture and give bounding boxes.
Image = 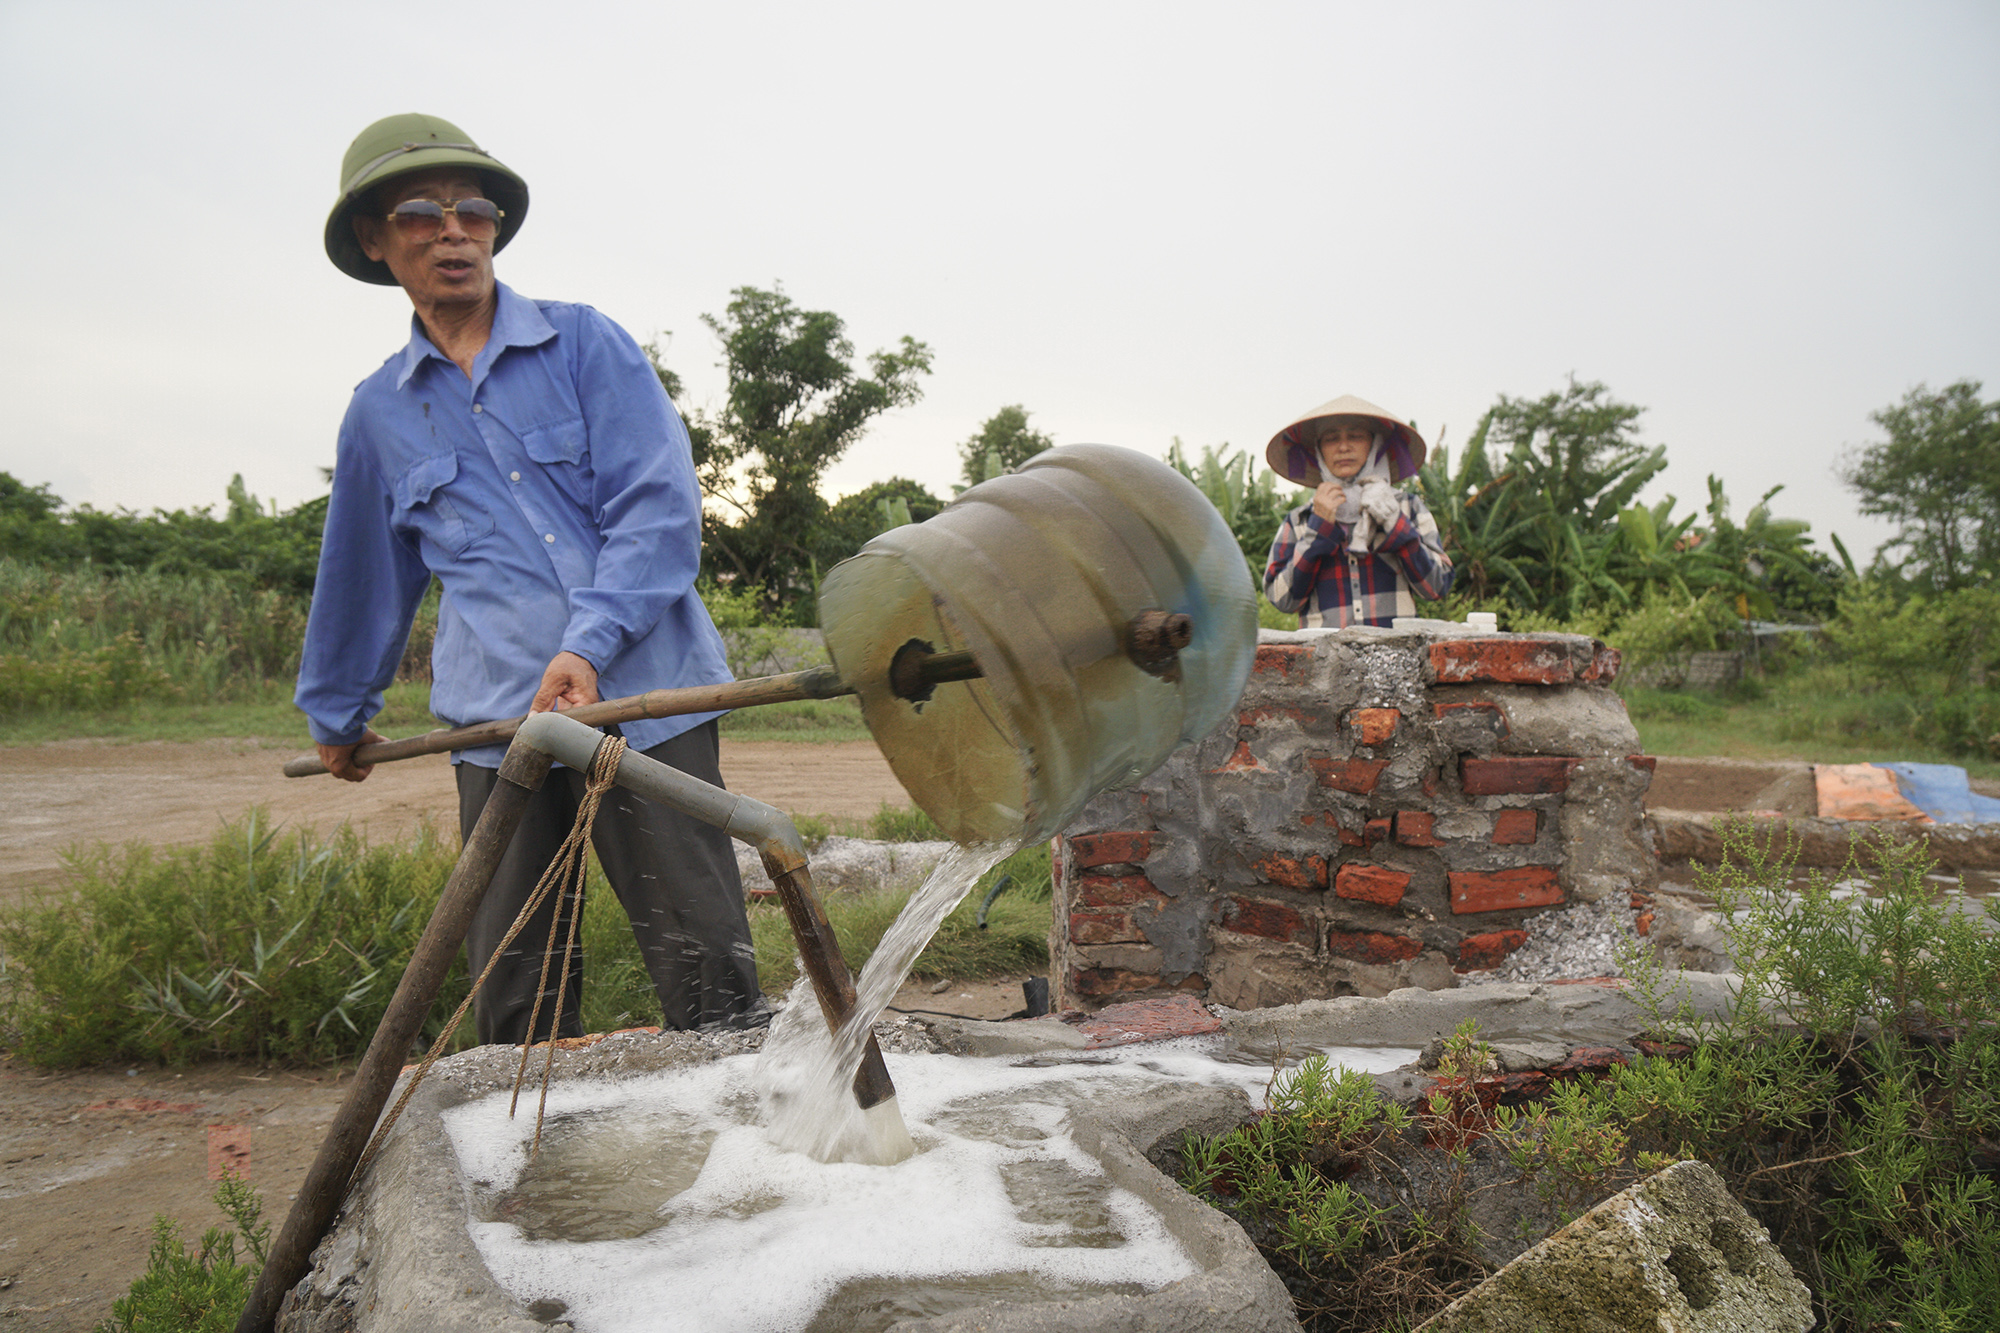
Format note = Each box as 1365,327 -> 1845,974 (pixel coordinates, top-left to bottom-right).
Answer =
1310,481 -> 1348,524
532,651 -> 600,713
318,729 -> 388,783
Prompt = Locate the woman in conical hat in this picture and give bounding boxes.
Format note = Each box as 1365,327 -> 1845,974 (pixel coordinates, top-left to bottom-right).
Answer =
1262,395 -> 1454,627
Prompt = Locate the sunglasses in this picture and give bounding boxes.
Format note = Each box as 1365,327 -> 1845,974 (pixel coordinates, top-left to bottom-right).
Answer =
382,197 -> 504,241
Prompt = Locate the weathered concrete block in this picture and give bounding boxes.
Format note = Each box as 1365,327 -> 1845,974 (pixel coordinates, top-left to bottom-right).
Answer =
1415,1160 -> 1813,1333
1560,757 -> 1659,903
1468,683 -> 1641,758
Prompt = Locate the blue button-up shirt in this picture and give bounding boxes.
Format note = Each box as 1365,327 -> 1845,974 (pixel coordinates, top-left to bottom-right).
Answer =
297,283 -> 732,766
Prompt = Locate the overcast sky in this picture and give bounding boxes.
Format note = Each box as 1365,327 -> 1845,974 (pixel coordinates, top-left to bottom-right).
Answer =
3,1 -> 1995,565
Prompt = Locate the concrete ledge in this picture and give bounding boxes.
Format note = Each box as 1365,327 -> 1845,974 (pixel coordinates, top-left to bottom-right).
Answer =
1649,807 -> 2000,871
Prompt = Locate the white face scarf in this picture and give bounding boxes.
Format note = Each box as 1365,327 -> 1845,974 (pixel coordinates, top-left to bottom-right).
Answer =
1317,435 -> 1395,550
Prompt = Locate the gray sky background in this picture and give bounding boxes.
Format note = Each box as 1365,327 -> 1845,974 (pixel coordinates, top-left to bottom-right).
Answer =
4,1 -> 1996,567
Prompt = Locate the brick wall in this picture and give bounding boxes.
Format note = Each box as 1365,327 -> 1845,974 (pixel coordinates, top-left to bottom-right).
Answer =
1051,626 -> 1656,1011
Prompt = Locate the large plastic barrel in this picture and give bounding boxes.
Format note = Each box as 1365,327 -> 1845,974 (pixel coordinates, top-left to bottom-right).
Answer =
818,444 -> 1258,845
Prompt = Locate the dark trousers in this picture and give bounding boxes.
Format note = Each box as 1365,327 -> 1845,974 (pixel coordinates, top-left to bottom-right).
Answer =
456,721 -> 763,1045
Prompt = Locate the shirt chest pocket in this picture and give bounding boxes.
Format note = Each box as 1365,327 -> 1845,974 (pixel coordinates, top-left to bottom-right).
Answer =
520,419 -> 593,511
394,452 -> 494,558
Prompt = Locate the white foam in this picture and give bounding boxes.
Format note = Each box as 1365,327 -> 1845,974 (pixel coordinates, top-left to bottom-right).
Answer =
442,1038 -> 1422,1332
756,840 -> 1012,1164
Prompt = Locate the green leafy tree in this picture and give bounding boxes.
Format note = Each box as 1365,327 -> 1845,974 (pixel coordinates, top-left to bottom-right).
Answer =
1164,439 -> 1304,576
654,286 -> 932,618
957,405 -> 1054,490
1841,380 -> 2000,590
0,472 -> 327,598
812,477 -> 945,571
1471,377 -> 1669,616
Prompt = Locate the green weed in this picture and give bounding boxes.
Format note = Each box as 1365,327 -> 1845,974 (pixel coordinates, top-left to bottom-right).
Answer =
0,811 -> 1047,1065
95,1174 -> 266,1333
0,812 -> 467,1066
1606,823 -> 2000,1330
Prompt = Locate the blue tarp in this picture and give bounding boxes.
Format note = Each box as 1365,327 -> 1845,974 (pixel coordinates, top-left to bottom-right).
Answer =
1876,762 -> 2000,825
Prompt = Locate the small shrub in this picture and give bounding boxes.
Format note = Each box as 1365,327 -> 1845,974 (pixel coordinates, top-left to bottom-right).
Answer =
96,1175 -> 266,1333
868,803 -> 945,843
1606,589 -> 1742,674
1609,822 -> 2000,1330
0,813 -> 466,1066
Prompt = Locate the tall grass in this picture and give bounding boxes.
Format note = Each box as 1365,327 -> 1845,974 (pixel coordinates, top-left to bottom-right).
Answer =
0,559 -> 308,711
0,811 -> 1049,1068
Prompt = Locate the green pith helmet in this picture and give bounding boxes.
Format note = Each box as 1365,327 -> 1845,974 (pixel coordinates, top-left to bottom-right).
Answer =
324,113 -> 530,285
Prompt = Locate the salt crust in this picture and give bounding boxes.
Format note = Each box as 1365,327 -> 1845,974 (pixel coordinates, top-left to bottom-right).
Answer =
442,1042 -> 1416,1333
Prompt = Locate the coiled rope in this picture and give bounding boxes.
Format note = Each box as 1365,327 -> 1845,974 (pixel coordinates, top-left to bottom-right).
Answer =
355,732 -> 630,1180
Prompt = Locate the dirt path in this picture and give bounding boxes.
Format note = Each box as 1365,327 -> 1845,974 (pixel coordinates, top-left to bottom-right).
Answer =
0,738 -> 908,906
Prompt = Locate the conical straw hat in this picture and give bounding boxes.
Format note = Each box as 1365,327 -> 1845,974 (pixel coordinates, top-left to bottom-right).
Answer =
1265,394 -> 1427,485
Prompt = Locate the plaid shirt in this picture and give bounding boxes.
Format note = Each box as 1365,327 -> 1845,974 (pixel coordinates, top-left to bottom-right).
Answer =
1263,491 -> 1454,628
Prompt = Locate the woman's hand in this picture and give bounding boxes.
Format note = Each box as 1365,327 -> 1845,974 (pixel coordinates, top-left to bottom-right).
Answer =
1311,481 -> 1347,524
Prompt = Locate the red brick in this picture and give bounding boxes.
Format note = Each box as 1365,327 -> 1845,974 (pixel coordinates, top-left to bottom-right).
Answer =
1068,967 -> 1205,1000
1490,809 -> 1539,845
1627,754 -> 1658,774
1239,704 -> 1309,728
1068,831 -> 1155,869
1460,755 -> 1580,795
1252,643 -> 1311,680
1633,1037 -> 1692,1060
1069,911 -> 1144,944
1433,700 -> 1511,737
1223,897 -> 1312,943
1326,928 -> 1423,965
1583,644 -> 1622,684
1635,910 -> 1655,937
1074,872 -> 1166,908
1349,707 -> 1400,745
1455,929 -> 1528,971
1308,756 -> 1388,793
1337,826 -> 1366,847
1074,994 -> 1223,1048
1550,1046 -> 1629,1078
1250,853 -> 1328,890
1364,817 -> 1391,846
1449,866 -> 1563,913
1334,863 -> 1411,906
1629,891 -> 1655,908
1422,767 -> 1441,798
1212,741 -> 1272,774
1395,811 -> 1443,847
1430,639 -> 1575,685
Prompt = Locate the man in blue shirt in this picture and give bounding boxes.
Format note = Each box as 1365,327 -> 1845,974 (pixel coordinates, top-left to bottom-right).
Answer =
299,113 -> 764,1041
